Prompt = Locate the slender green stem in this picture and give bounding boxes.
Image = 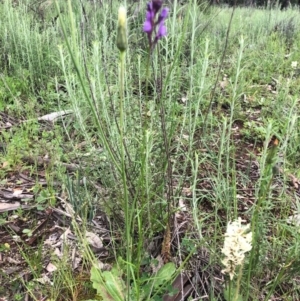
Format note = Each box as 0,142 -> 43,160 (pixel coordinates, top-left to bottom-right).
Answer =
145,47 -> 151,102
144,47 -> 152,230
119,50 -> 131,300
234,263 -> 244,301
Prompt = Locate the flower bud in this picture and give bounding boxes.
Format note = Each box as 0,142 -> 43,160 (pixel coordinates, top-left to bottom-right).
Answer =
117,6 -> 127,52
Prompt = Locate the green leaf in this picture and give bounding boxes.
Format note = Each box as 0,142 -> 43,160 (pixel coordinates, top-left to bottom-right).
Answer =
102,267 -> 125,301
152,262 -> 176,289
90,266 -> 125,301
90,267 -> 114,301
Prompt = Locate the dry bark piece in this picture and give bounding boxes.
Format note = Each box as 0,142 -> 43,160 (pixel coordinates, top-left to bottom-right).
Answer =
0,202 -> 33,213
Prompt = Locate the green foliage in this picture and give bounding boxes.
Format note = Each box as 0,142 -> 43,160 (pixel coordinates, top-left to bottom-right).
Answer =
0,74 -> 29,112
90,265 -> 125,301
89,262 -> 176,301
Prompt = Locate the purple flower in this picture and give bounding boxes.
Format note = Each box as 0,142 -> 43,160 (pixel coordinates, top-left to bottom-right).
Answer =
143,1 -> 169,50
143,10 -> 154,33
158,7 -> 169,21
155,7 -> 168,40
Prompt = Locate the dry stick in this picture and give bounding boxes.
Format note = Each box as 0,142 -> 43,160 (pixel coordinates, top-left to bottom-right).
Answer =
201,6 -> 236,136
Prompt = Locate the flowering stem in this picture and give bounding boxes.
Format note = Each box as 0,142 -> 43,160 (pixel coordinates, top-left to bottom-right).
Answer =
228,279 -> 232,301
234,263 -> 244,301
119,50 -> 131,295
145,46 -> 151,102
120,52 -> 125,108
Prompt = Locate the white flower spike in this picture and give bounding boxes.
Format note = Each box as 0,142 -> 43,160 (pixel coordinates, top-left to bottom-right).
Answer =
221,217 -> 252,280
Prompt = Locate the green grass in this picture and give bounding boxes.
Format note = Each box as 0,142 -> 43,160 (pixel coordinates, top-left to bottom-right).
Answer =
1,0 -> 300,300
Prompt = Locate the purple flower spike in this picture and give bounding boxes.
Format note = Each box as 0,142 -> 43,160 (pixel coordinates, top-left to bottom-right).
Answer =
143,1 -> 169,50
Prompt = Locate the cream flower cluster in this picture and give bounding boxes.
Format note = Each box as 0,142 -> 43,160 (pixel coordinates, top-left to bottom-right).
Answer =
221,217 -> 252,280
291,61 -> 298,69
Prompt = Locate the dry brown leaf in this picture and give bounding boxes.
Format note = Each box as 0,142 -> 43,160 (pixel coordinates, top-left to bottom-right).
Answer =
12,188 -> 23,197
181,186 -> 192,197
150,255 -> 164,274
2,161 -> 9,168
46,262 -> 57,272
60,200 -> 75,216
35,274 -> 52,285
85,231 -> 103,249
289,174 -> 299,189
178,199 -> 187,212
219,75 -> 228,90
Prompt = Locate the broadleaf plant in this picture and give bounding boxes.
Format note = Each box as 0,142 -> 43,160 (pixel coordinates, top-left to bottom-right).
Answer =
89,262 -> 176,301
90,266 -> 125,301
